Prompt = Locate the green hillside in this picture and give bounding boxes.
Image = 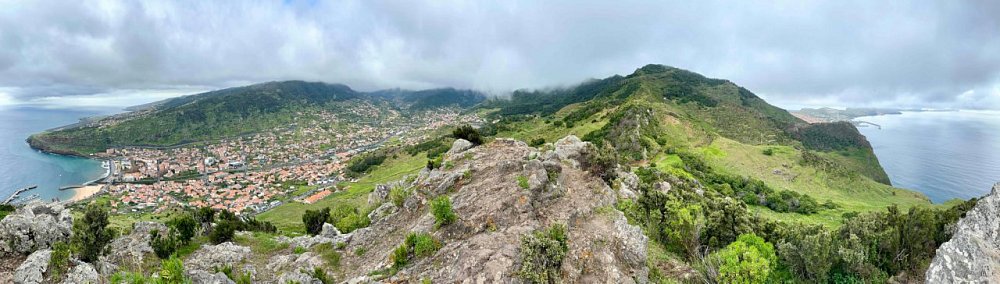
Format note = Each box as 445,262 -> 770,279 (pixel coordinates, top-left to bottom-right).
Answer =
482,64 -> 930,227
27,81 -> 485,156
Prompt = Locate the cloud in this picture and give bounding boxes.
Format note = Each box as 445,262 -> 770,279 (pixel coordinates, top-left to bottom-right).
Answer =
0,0 -> 998,109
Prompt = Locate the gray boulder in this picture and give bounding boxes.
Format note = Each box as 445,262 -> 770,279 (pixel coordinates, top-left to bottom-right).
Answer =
554,135 -> 589,168
523,160 -> 549,191
185,242 -> 251,272
446,139 -> 474,156
187,270 -> 236,284
13,249 -> 51,284
61,263 -> 99,284
102,221 -> 168,269
0,201 -> 72,256
926,182 -> 1000,283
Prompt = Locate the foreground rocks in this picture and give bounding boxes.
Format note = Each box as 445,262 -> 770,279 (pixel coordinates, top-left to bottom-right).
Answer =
13,249 -> 51,284
0,201 -> 72,256
926,182 -> 1000,283
339,135 -> 648,283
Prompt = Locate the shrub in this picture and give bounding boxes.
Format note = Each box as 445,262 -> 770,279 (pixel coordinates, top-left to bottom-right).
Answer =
389,186 -> 412,207
195,207 -> 216,224
452,125 -> 483,145
529,138 -> 546,147
707,233 -> 778,284
517,175 -> 529,189
390,233 -> 442,269
159,256 -> 189,283
168,214 -> 198,244
48,242 -> 72,280
0,204 -> 14,221
210,220 -> 238,244
517,224 -> 569,283
762,148 -> 774,156
335,211 -> 370,234
72,203 -> 115,263
431,196 -> 457,228
303,207 -> 331,236
150,229 -> 178,259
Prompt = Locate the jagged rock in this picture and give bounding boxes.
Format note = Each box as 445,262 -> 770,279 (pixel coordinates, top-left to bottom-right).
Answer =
655,181 -> 672,194
368,184 -> 391,206
61,262 -> 100,284
187,270 -> 235,284
926,182 -> 1000,283
319,223 -> 342,238
616,171 -> 640,200
267,252 -> 325,275
554,135 -> 589,168
279,271 -> 322,284
185,242 -> 251,272
446,139 -> 474,156
432,172 -> 463,195
367,202 -> 397,225
338,135 -> 647,283
13,249 -> 51,284
0,201 -> 72,256
102,221 -> 168,269
523,159 -> 548,191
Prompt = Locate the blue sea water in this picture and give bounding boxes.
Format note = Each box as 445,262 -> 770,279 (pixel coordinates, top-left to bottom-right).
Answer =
856,110 -> 1000,203
0,107 -> 116,203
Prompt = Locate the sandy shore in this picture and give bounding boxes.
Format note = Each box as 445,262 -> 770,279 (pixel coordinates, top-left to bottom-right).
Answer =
69,185 -> 102,202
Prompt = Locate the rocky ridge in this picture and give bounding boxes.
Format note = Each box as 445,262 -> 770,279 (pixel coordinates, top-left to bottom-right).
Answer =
339,136 -> 648,282
926,182 -> 1000,283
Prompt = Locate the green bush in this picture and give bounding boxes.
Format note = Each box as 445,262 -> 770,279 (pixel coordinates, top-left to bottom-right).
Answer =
391,232 -> 442,269
150,229 -> 178,259
195,207 -> 216,224
431,196 -> 457,228
48,242 -> 72,280
159,256 -> 189,283
517,176 -> 529,189
389,186 -> 412,207
303,207 -> 331,236
210,220 -> 238,244
529,138 -> 546,147
72,203 -> 115,263
452,125 -> 483,145
517,224 -> 569,283
762,148 -> 774,156
168,214 -> 198,244
709,233 -> 777,284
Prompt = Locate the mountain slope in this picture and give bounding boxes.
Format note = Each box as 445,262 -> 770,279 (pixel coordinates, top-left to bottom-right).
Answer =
27,82 -> 486,156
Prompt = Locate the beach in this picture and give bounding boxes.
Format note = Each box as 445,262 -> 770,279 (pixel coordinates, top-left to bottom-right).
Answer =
69,185 -> 102,202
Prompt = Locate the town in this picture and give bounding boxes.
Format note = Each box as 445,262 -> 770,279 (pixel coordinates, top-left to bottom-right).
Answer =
92,106 -> 481,215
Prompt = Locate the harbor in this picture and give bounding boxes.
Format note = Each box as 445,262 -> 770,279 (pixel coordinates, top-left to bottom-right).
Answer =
2,185 -> 37,204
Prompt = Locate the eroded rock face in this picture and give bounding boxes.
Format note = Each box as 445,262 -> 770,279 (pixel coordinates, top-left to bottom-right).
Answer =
101,221 -> 169,273
187,270 -> 235,284
926,182 -> 1000,283
13,249 -> 51,284
0,201 -> 72,256
341,135 -> 648,283
446,139 -> 474,156
61,263 -> 100,284
185,242 -> 251,272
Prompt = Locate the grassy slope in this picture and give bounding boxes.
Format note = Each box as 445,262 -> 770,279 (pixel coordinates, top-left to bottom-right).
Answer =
256,152 -> 426,234
701,137 -> 934,227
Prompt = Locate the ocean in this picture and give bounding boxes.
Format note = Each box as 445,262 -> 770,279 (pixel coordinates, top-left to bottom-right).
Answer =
856,110 -> 1000,203
0,107 -> 116,203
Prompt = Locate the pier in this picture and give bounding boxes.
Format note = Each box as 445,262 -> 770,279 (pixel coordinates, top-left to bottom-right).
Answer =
3,185 -> 38,204
852,120 -> 882,129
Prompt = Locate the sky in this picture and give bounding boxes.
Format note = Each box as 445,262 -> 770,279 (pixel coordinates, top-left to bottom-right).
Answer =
0,0 -> 999,110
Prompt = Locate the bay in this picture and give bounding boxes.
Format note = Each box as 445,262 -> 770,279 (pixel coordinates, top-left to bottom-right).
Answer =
0,107 -> 116,203
857,110 -> 1000,203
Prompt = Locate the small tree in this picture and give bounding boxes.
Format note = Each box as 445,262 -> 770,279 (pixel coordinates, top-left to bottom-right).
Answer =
431,196 -> 457,228
210,220 -> 238,244
517,224 -> 569,283
150,229 -> 178,259
72,203 -> 115,263
194,207 -> 216,224
303,207 -> 331,236
168,214 -> 198,244
708,233 -> 778,284
48,242 -> 72,280
452,125 -> 483,145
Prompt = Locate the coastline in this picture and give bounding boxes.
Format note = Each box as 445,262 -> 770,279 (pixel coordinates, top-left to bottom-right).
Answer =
69,185 -> 103,202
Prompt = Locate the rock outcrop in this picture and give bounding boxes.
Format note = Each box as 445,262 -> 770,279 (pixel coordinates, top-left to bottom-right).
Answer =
0,201 -> 73,256
926,182 -> 1000,283
338,135 -> 648,283
99,221 -> 169,274
13,249 -> 51,284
